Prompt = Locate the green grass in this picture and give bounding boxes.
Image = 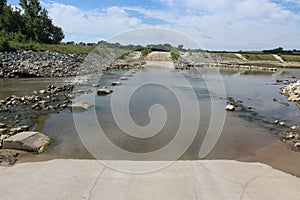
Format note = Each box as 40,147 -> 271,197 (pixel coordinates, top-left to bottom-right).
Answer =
241,53 -> 277,61
8,41 -> 95,54
141,48 -> 152,56
281,55 -> 300,62
170,48 -> 179,60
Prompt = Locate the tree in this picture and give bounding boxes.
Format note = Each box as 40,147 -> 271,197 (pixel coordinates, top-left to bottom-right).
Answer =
0,0 -> 7,14
19,0 -> 64,43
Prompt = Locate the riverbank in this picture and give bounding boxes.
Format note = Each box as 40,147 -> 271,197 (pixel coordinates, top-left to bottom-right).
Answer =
0,159 -> 299,200
0,50 -> 85,78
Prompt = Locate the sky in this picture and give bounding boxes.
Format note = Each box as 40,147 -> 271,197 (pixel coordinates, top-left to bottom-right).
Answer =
7,0 -> 300,50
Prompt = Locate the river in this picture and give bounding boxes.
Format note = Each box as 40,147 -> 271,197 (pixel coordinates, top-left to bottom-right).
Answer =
1,66 -> 300,175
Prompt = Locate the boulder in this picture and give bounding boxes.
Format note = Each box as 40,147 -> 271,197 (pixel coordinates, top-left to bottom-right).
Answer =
97,88 -> 113,95
295,143 -> 300,147
3,131 -> 52,153
111,81 -> 121,86
279,122 -> 286,126
0,123 -> 6,128
69,102 -> 93,112
120,77 -> 128,80
0,128 -> 8,135
226,104 -> 235,111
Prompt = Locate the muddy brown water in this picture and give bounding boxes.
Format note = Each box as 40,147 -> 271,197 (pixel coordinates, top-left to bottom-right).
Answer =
1,67 -> 300,176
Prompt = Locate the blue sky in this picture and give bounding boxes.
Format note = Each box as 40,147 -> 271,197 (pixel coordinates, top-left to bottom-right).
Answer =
7,0 -> 300,50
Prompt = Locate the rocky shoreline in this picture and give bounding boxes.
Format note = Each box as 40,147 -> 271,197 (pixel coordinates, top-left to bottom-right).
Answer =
174,51 -> 300,71
281,81 -> 300,108
0,50 -> 86,78
0,83 -> 76,165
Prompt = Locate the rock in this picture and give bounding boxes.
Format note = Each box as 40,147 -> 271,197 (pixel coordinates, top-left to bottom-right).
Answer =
39,90 -> 46,94
273,98 -> 289,106
226,104 -> 235,111
0,150 -> 19,166
3,131 -> 52,153
285,132 -> 295,140
279,122 -> 286,126
111,81 -> 121,86
0,123 -> 6,128
69,102 -> 93,112
9,128 -> 19,135
0,128 -> 8,135
295,143 -> 300,147
291,126 -> 299,130
97,88 -> 113,95
0,134 -> 9,141
274,120 -> 280,124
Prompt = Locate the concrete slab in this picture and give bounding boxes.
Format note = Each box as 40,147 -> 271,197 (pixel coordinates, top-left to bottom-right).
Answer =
0,160 -> 299,200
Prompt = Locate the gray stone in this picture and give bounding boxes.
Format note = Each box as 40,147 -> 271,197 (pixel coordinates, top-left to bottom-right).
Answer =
120,77 -> 128,80
69,102 -> 93,112
0,123 -> 6,128
111,81 -> 121,86
295,142 -> 300,147
279,122 -> 286,126
0,128 -> 8,135
3,131 -> 52,153
97,88 -> 113,95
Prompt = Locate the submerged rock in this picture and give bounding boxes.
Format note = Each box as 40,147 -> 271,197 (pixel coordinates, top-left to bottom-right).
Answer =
120,77 -> 128,80
97,88 -> 113,95
69,102 -> 93,112
3,131 -> 52,153
111,81 -> 121,86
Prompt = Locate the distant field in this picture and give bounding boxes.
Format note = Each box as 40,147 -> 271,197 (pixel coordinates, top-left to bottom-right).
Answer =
8,41 -> 95,55
241,53 -> 277,61
281,55 -> 300,62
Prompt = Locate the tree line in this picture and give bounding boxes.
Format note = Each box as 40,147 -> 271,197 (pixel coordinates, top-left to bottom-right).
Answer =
262,47 -> 299,55
0,0 -> 64,50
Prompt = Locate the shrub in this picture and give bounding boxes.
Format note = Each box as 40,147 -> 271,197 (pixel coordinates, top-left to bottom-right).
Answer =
0,37 -> 9,51
141,48 -> 152,56
170,48 -> 179,60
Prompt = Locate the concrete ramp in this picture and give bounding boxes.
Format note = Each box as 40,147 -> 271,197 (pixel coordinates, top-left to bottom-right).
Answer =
146,51 -> 172,61
234,53 -> 248,61
273,54 -> 285,63
0,159 -> 299,200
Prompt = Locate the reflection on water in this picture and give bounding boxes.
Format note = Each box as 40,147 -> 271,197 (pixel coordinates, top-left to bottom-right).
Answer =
1,67 -> 300,161
0,77 -> 74,99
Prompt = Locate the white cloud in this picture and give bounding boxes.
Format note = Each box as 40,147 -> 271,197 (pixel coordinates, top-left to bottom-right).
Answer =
45,3 -> 143,42
44,0 -> 300,50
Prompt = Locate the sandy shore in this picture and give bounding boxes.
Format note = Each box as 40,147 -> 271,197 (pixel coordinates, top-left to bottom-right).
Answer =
0,159 -> 299,200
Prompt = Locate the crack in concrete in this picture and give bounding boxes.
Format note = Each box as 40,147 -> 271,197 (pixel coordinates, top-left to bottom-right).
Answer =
240,175 -> 260,200
199,162 -> 243,186
88,165 -> 107,200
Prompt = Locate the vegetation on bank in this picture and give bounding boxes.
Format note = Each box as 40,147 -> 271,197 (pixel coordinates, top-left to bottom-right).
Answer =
170,48 -> 179,60
0,0 -> 64,51
211,47 -> 300,62
8,41 -> 95,54
141,48 -> 152,56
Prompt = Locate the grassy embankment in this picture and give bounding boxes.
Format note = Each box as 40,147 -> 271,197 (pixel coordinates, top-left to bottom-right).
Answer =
8,41 -> 95,55
212,51 -> 300,62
